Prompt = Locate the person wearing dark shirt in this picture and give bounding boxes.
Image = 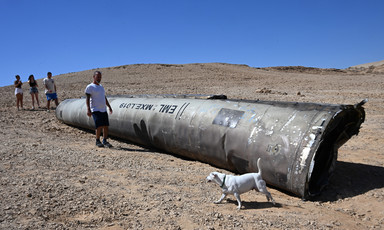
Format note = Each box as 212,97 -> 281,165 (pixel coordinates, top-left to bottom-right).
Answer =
28,74 -> 40,110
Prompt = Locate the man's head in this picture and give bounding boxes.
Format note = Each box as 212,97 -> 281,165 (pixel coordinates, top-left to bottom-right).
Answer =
93,71 -> 102,84
47,72 -> 52,78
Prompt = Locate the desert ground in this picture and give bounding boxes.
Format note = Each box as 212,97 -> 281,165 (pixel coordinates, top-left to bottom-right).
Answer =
1,63 -> 383,229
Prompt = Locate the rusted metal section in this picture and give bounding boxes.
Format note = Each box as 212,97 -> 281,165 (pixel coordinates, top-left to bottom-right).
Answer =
56,95 -> 366,198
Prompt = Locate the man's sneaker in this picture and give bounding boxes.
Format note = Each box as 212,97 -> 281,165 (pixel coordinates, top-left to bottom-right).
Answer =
96,139 -> 104,147
102,140 -> 112,148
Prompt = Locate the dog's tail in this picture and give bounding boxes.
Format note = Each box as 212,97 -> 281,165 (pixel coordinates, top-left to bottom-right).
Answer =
257,158 -> 262,175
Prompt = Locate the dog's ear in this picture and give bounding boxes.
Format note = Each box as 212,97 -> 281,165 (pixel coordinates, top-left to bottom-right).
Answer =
213,173 -> 218,177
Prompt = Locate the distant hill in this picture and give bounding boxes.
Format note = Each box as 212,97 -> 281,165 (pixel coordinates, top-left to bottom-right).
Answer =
260,60 -> 384,75
347,60 -> 384,74
350,60 -> 384,68
260,66 -> 348,74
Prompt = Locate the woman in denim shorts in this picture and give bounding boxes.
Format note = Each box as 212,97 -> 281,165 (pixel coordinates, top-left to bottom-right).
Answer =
28,74 -> 40,109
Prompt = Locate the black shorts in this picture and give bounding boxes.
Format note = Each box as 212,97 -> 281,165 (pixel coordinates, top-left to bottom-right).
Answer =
92,111 -> 109,128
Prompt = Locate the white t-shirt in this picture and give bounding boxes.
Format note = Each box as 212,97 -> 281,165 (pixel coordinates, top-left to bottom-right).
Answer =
85,83 -> 106,112
43,78 -> 56,94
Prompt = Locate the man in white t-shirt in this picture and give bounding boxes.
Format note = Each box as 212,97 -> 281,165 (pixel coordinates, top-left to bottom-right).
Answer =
85,71 -> 113,147
43,72 -> 59,111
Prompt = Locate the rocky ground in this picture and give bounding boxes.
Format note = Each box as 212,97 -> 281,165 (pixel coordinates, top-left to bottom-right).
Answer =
1,63 -> 383,229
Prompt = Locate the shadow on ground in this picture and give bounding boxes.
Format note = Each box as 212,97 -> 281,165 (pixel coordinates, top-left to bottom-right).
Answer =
315,161 -> 384,201
222,200 -> 281,210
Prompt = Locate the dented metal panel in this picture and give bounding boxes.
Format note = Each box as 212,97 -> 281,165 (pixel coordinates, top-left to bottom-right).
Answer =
56,95 -> 366,198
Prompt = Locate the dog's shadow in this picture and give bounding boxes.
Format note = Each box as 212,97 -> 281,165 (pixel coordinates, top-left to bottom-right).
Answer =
314,160 -> 384,202
226,200 -> 282,210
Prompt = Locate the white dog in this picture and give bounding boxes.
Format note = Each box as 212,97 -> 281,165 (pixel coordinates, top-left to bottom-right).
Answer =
206,158 -> 275,209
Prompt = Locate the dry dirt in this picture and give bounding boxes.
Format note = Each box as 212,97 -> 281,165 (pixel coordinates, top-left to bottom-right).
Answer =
1,63 -> 383,229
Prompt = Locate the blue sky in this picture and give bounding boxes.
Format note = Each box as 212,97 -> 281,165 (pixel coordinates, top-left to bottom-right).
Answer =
1,0 -> 383,87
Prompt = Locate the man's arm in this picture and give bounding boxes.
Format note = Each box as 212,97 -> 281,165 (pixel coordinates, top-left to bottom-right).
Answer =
105,97 -> 113,114
86,93 -> 92,117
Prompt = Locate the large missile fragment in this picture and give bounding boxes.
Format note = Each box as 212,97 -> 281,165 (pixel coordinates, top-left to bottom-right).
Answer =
56,95 -> 366,198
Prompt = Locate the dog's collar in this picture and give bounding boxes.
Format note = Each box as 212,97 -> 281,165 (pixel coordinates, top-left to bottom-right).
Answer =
220,175 -> 226,188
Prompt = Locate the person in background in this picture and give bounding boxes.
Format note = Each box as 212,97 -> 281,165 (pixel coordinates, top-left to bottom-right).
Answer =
85,71 -> 113,148
28,74 -> 40,110
14,75 -> 23,110
43,72 -> 59,111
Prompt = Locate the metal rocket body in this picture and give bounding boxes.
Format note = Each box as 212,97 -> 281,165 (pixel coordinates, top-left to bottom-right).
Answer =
56,95 -> 366,198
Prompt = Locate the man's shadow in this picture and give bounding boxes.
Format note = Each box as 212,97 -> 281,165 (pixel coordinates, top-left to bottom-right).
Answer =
314,160 -> 384,201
